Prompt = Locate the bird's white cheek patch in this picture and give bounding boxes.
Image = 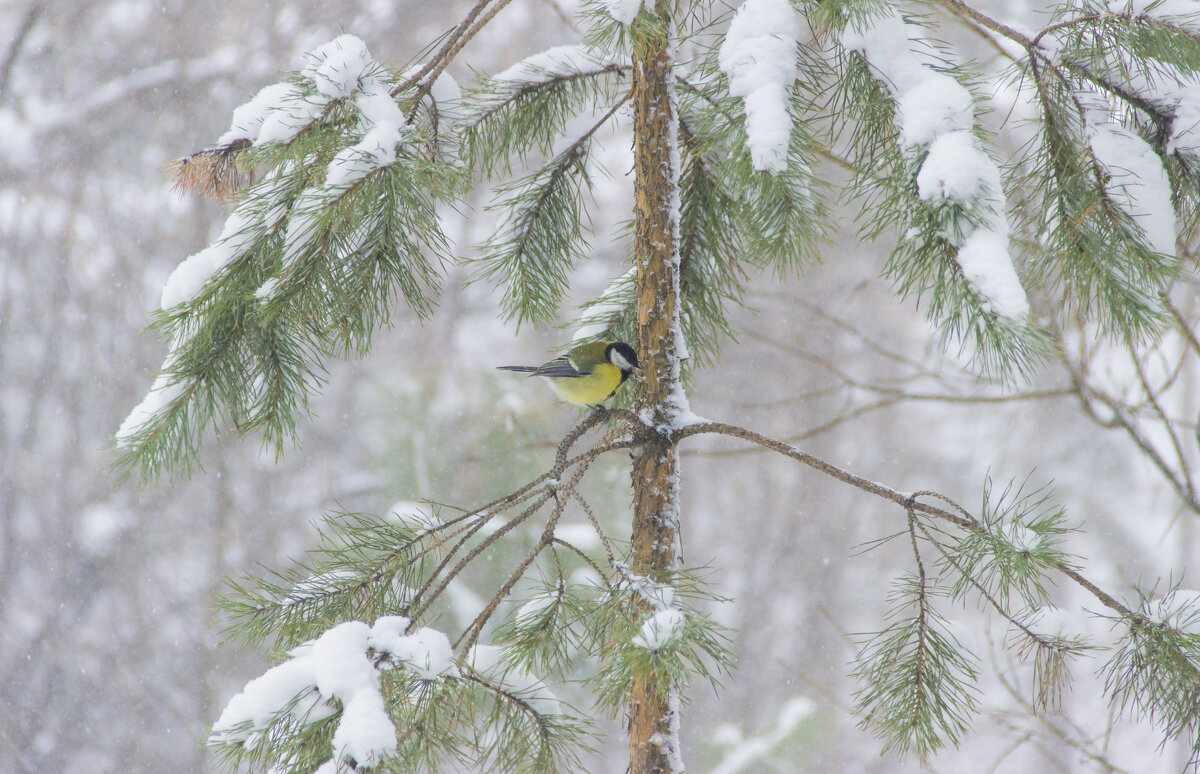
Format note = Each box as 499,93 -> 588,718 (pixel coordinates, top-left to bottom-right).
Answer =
611,352 -> 635,371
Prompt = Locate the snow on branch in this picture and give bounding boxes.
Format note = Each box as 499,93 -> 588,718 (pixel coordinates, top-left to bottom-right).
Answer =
843,10 -> 1029,320
602,0 -> 645,25
718,0 -> 802,173
493,44 -> 630,88
1085,116 -> 1177,257
210,617 -> 455,769
218,34 -> 393,148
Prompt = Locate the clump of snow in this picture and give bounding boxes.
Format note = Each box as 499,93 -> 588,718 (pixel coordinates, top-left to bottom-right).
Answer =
956,230 -> 1030,318
254,85 -> 328,147
210,645 -> 335,746
313,622 -> 376,700
896,74 -> 974,148
665,378 -> 707,429
916,130 -> 1003,208
218,82 -> 296,146
1169,85 -> 1200,155
1087,120 -> 1177,257
1146,589 -> 1200,634
603,0 -> 644,24
355,74 -> 405,127
254,277 -> 279,301
367,616 -> 456,681
367,615 -> 412,654
160,202 -> 261,309
280,188 -> 324,267
492,44 -> 627,86
616,565 -> 676,611
841,11 -> 941,99
383,627 -> 457,681
218,35 -> 390,148
332,690 -> 396,767
399,65 -> 464,132
324,122 -> 404,190
999,518 -> 1044,553
843,10 -> 1029,320
718,0 -> 802,172
632,608 -> 686,651
303,35 -> 373,101
212,619 -> 401,768
115,372 -> 186,448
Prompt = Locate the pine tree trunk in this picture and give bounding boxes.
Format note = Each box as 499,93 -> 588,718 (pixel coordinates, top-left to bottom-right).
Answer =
628,3 -> 682,773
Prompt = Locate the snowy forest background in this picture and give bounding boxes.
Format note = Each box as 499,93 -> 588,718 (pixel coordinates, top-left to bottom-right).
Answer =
2,0 -> 1199,771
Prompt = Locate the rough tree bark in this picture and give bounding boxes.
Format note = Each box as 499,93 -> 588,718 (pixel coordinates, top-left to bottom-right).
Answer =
628,3 -> 683,773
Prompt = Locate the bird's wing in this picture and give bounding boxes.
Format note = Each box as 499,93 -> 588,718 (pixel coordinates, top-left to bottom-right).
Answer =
532,355 -> 588,378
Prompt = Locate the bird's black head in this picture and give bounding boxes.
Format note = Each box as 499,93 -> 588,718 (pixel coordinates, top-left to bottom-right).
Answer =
605,341 -> 640,375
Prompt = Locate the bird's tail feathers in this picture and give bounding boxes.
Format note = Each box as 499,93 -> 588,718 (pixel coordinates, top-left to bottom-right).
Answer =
496,365 -> 538,373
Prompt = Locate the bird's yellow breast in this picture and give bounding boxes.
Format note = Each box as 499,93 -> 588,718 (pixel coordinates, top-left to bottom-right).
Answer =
546,362 -> 625,406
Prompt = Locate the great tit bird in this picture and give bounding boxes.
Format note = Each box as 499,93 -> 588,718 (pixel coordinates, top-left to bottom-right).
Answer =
498,340 -> 640,407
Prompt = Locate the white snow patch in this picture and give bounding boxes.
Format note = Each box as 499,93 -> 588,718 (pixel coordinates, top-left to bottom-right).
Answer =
115,371 -> 186,447
916,130 -> 1003,213
616,564 -> 676,611
956,230 -> 1030,318
332,689 -> 397,766
303,34 -> 374,101
632,608 -> 686,651
1000,519 -> 1044,552
897,73 -> 974,148
841,10 -> 943,98
718,0 -> 802,172
254,277 -> 279,301
218,82 -> 296,145
210,650 -> 334,745
377,626 -> 457,681
493,45 -> 625,86
324,122 -> 403,190
845,12 -> 1028,320
603,0 -> 644,24
254,85 -> 327,146
1087,120 -> 1177,257
313,621 -> 375,700
1147,589 -> 1200,634
160,202 -> 260,309
1169,85 -> 1200,155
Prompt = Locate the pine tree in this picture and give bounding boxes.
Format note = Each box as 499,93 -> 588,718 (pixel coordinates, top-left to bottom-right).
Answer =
115,1 -> 1200,771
